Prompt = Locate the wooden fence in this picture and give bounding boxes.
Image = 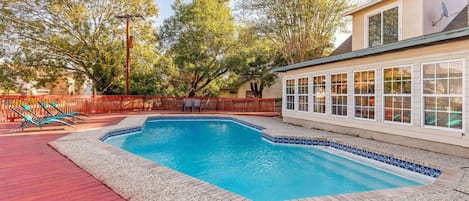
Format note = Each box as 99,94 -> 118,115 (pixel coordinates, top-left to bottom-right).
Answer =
0,95 -> 276,122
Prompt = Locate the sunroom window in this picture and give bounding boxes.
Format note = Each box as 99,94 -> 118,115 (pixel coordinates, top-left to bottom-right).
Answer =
383,66 -> 411,124
368,6 -> 398,47
313,75 -> 326,113
298,78 -> 309,112
422,60 -> 463,129
286,79 -> 295,110
354,70 -> 375,119
331,73 -> 347,116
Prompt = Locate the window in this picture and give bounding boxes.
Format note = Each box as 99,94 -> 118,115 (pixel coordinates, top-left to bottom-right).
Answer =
298,78 -> 309,112
313,75 -> 326,113
383,66 -> 411,124
331,73 -> 347,116
423,60 -> 463,129
286,79 -> 295,110
354,70 -> 375,119
368,6 -> 398,47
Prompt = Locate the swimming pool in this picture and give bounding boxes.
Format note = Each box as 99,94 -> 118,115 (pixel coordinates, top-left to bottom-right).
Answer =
105,118 -> 423,201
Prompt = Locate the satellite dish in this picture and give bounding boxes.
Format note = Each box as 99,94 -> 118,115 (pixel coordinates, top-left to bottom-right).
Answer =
432,1 -> 457,26
442,1 -> 449,17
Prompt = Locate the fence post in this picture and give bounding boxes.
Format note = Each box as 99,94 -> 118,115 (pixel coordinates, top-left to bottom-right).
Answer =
0,96 -> 3,123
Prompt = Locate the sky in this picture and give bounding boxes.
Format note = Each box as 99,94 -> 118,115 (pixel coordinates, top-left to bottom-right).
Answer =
153,0 -> 351,48
154,1 -> 174,27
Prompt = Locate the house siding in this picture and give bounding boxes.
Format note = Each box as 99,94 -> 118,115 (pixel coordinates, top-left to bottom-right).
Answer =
281,39 -> 469,155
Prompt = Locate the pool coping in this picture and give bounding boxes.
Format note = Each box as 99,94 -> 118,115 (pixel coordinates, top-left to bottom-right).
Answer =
50,114 -> 468,201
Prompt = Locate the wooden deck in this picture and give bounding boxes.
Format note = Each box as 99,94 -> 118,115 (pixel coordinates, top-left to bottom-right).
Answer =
0,134 -> 125,201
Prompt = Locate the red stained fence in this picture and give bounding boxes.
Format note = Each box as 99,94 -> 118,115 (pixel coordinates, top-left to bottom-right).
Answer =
0,95 -> 276,122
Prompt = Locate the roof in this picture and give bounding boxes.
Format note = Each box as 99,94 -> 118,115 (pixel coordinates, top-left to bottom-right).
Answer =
443,6 -> 468,32
329,36 -> 352,56
343,0 -> 384,16
273,26 -> 469,73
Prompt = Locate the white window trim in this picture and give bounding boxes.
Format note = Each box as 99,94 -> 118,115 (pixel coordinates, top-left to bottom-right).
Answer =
353,69 -> 377,121
297,77 -> 309,113
420,59 -> 465,132
285,78 -> 296,111
364,1 -> 402,48
382,65 -> 413,126
312,74 -> 327,114
330,72 -> 349,118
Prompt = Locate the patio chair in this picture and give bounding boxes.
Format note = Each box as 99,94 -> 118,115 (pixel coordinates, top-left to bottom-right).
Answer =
49,102 -> 91,120
22,104 -> 78,124
37,102 -> 80,123
182,98 -> 201,112
10,107 -> 74,131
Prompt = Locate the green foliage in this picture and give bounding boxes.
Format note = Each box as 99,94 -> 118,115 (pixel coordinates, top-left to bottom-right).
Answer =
238,0 -> 351,64
159,0 -> 236,97
0,0 -> 160,95
229,25 -> 281,98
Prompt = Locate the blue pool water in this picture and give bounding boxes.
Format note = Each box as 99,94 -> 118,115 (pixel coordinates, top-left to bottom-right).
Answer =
105,120 -> 421,201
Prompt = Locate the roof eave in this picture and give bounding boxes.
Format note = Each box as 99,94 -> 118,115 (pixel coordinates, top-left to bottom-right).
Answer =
343,0 -> 384,16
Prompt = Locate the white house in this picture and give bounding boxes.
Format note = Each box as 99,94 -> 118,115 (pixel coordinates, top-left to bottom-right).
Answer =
274,0 -> 469,157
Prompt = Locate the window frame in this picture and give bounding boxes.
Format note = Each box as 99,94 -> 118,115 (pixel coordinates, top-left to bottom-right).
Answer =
353,69 -> 376,121
297,77 -> 309,112
312,74 -> 327,114
285,78 -> 296,111
382,65 -> 413,125
420,59 -> 465,131
364,2 -> 402,48
330,72 -> 348,117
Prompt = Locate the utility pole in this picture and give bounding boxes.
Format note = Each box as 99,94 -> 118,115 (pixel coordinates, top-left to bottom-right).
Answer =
115,14 -> 144,95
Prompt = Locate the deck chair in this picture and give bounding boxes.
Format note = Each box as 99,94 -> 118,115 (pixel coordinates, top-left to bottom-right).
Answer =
192,99 -> 201,112
10,107 -> 74,131
22,104 -> 77,124
49,102 -> 91,120
182,98 -> 193,112
37,102 -> 79,123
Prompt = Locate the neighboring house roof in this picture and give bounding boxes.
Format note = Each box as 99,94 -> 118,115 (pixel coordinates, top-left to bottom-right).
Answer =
273,26 -> 469,73
329,36 -> 352,56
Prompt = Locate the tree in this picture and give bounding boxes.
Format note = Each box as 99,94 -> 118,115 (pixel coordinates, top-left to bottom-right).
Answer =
238,0 -> 351,64
159,0 -> 236,97
230,26 -> 282,98
0,0 -> 160,95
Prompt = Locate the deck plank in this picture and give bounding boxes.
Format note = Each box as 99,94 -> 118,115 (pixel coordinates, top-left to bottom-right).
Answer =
0,134 -> 125,201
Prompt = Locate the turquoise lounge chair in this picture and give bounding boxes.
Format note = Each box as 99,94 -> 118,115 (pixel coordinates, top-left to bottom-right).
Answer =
37,102 -> 79,123
10,107 -> 74,131
22,104 -> 77,124
49,102 -> 91,120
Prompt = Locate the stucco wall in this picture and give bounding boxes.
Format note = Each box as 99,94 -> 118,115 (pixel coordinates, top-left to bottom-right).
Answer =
281,39 -> 469,150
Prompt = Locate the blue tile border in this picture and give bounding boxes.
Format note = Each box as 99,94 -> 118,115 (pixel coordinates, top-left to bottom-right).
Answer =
99,127 -> 142,141
100,116 -> 265,142
262,134 -> 442,178
147,116 -> 266,130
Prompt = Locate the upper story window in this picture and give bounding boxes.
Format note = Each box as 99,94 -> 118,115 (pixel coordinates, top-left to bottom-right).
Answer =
367,6 -> 399,48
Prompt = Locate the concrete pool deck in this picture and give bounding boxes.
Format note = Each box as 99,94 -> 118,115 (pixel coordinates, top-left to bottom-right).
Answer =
50,114 -> 469,200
